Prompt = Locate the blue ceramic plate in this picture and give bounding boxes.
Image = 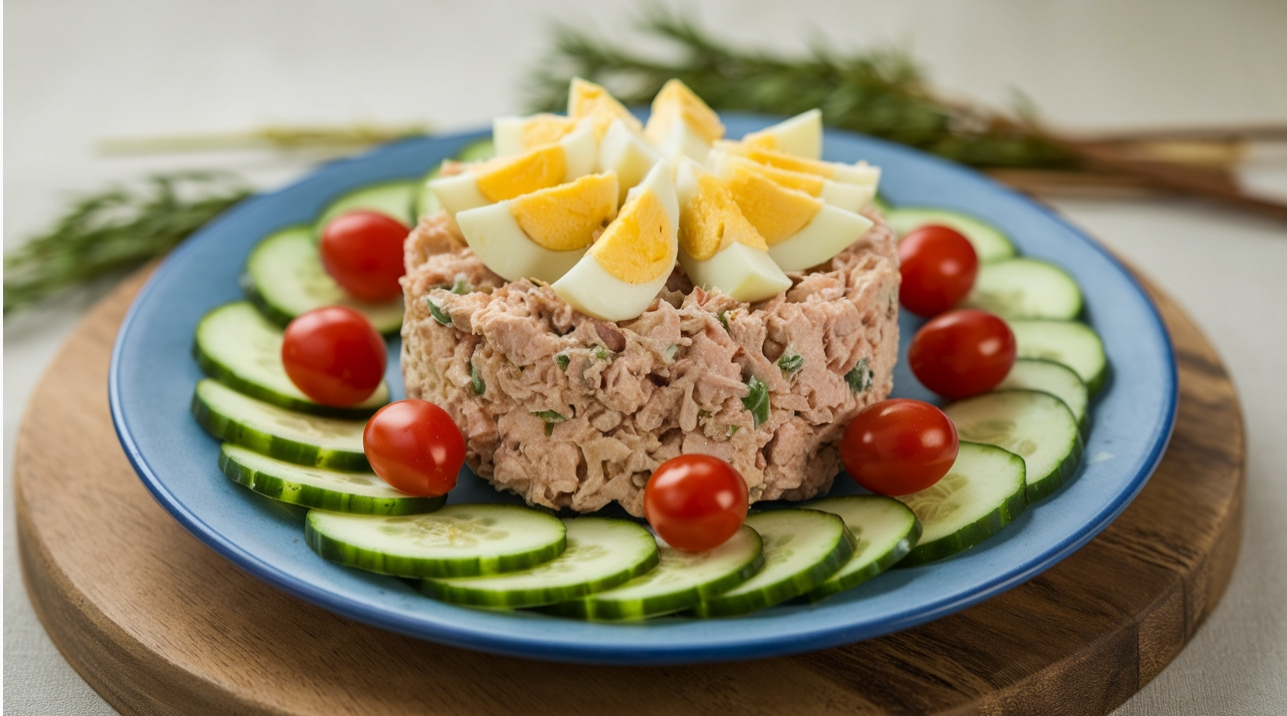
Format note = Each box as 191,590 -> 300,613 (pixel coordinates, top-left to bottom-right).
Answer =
110,116 -> 1176,665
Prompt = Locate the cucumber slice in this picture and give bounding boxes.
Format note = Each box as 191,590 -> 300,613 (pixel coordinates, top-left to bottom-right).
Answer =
945,389 -> 1084,502
998,358 -> 1089,434
546,526 -> 764,620
897,441 -> 1027,566
421,518 -> 658,608
219,444 -> 444,515
315,179 -> 418,233
194,302 -> 389,419
963,258 -> 1082,320
191,378 -> 369,471
242,225 -> 404,335
306,504 -> 567,579
691,509 -> 854,618
871,193 -> 892,213
803,496 -> 921,602
455,138 -> 496,163
414,163 -> 443,219
1009,319 -> 1109,395
884,207 -> 1016,263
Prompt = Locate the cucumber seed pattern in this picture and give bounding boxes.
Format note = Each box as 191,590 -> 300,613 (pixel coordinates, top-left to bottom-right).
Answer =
379,514 -> 509,548
958,420 -> 1038,457
903,472 -> 969,523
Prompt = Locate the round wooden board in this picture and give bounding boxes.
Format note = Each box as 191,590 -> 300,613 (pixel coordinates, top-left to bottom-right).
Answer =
17,266 -> 1244,716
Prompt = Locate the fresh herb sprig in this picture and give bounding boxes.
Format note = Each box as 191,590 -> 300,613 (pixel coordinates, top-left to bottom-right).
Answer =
528,9 -> 1075,169
3,172 -> 250,315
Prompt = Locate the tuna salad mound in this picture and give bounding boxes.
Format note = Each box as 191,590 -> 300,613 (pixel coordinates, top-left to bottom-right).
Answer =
401,208 -> 899,517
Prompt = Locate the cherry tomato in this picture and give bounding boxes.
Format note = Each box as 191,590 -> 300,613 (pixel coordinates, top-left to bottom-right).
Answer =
898,225 -> 979,317
840,399 -> 958,496
908,309 -> 1016,399
644,454 -> 749,552
363,399 -> 465,497
281,307 -> 386,407
319,210 -> 410,302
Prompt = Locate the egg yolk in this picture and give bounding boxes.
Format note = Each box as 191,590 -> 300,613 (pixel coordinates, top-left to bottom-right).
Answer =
475,144 -> 567,202
679,173 -> 767,261
721,142 -> 838,179
510,173 -> 618,251
723,166 -> 823,245
520,115 -> 578,151
645,79 -> 724,146
569,78 -> 641,139
589,190 -> 675,284
725,156 -> 826,196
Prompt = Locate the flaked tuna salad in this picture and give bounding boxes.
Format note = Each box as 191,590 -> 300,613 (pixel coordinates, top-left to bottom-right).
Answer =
402,78 -> 895,517
401,209 -> 898,517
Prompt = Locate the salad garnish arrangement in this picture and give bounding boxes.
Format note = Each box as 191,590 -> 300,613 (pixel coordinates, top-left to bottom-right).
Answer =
189,78 -> 1107,621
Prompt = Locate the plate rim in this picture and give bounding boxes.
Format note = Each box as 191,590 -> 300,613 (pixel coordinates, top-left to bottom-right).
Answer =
109,116 -> 1178,665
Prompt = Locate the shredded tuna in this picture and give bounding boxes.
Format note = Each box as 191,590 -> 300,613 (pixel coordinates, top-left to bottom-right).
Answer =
401,209 -> 900,516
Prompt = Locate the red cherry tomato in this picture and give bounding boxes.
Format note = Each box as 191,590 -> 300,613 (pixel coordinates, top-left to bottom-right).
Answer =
898,225 -> 979,317
319,210 -> 410,302
644,454 -> 749,552
363,400 -> 465,497
281,306 -> 387,407
840,399 -> 958,496
908,309 -> 1016,399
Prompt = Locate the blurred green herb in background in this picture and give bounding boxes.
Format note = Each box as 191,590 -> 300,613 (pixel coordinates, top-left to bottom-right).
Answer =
528,8 -> 1077,169
3,173 -> 250,315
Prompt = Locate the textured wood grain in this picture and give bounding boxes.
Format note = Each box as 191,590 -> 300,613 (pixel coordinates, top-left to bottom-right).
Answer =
15,267 -> 1244,716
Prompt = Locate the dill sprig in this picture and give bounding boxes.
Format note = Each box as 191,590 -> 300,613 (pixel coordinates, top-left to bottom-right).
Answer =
3,172 -> 251,315
527,9 -> 1076,169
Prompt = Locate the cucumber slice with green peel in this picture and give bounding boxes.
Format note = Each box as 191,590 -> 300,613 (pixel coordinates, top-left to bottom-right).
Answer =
414,163 -> 443,219
691,509 -> 854,618
883,207 -> 1016,263
998,358 -> 1090,434
306,504 -> 567,579
219,444 -> 444,515
546,526 -> 764,620
455,138 -> 496,163
242,225 -> 404,335
897,441 -> 1027,566
1009,319 -> 1109,395
194,302 -> 389,419
802,496 -> 921,602
314,179 -> 418,234
192,379 -> 369,471
421,518 -> 658,608
963,258 -> 1083,320
945,389 -> 1084,502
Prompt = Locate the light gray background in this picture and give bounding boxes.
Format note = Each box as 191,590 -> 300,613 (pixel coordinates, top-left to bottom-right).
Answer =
5,1 -> 1286,713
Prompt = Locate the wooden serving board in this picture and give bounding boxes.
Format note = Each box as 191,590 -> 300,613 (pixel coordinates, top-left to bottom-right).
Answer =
16,267 -> 1244,716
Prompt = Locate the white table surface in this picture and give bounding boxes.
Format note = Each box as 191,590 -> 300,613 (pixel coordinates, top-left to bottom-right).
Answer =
5,1 -> 1286,713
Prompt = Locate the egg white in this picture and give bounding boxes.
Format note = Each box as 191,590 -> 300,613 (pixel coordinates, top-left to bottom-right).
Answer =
597,119 -> 660,204
455,202 -> 590,284
767,204 -> 874,272
742,109 -> 822,159
708,150 -> 874,213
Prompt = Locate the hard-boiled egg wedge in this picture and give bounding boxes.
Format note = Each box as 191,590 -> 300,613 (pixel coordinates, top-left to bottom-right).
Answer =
714,139 -> 881,187
552,163 -> 679,321
675,160 -> 790,303
740,109 -> 822,159
708,150 -> 874,213
492,113 -> 580,157
598,118 -> 661,204
429,126 -> 596,218
719,160 -> 874,272
568,77 -> 643,140
643,78 -> 725,164
456,172 -> 619,284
